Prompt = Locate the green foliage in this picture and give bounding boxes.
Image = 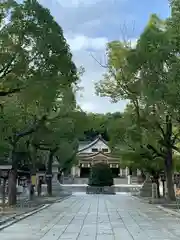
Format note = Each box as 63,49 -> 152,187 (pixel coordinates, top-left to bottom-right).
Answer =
0,0 -> 80,157
88,163 -> 114,186
0,0 -> 77,101
56,141 -> 78,173
95,1 -> 180,200
81,112 -> 122,141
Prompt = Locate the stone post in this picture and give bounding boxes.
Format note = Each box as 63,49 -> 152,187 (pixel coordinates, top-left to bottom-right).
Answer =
137,169 -> 141,176
52,164 -> 58,181
126,167 -> 129,176
128,175 -> 132,184
71,166 -> 76,177
119,168 -> 123,177
76,166 -> 81,177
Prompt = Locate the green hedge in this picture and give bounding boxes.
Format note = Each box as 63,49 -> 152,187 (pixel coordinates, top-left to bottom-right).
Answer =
88,163 -> 114,186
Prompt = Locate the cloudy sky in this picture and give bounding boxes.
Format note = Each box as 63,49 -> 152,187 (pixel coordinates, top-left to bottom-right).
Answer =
39,0 -> 170,113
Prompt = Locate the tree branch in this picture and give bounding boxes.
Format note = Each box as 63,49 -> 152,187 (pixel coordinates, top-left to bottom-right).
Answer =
155,121 -> 166,139
13,115 -> 47,142
172,145 -> 180,153
90,52 -> 107,68
147,144 -> 165,158
34,143 -> 59,152
0,53 -> 18,79
172,131 -> 180,145
0,87 -> 22,96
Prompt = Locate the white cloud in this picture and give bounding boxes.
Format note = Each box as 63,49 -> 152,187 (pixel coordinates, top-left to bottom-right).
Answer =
38,0 -> 131,113
80,102 -> 95,112
57,0 -> 102,7
66,35 -> 107,51
67,36 -> 129,113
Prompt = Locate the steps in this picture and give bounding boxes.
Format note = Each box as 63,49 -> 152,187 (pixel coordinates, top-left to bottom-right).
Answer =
52,177 -> 61,193
139,176 -> 152,197
52,177 -> 71,195
131,176 -> 138,184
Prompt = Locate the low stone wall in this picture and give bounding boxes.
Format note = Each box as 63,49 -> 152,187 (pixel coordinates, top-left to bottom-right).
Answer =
86,186 -> 115,195
114,185 -> 141,193
59,183 -> 142,194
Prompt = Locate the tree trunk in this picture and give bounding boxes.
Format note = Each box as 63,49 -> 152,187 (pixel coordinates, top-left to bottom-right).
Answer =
29,145 -> 36,200
156,179 -> 160,198
2,179 -> 6,207
37,181 -> 42,196
162,181 -> 165,197
8,148 -> 18,206
8,169 -> 17,206
164,115 -> 176,201
46,151 -> 53,196
47,176 -> 52,196
165,161 -> 175,201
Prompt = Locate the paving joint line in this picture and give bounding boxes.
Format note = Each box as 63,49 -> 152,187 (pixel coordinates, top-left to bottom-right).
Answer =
57,196 -> 87,240
39,196 -> 80,239
105,196 -> 115,240
0,195 -> 71,231
95,195 -> 100,240
76,196 -> 92,240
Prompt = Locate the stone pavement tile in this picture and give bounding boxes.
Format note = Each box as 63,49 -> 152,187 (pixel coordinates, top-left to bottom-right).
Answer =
96,235 -> 114,240
114,231 -> 133,240
0,233 -> 40,240
64,224 -> 82,233
39,229 -> 64,240
59,232 -> 79,239
77,236 -> 96,240
2,194 -> 180,239
97,225 -> 113,235
80,226 -> 96,235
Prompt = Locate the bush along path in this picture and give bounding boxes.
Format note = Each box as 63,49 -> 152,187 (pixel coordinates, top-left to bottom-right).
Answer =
87,163 -> 115,194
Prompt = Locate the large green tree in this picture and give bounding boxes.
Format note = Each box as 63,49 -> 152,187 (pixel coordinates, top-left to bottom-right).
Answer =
32,106 -> 85,195
96,1 -> 180,200
0,0 -> 79,205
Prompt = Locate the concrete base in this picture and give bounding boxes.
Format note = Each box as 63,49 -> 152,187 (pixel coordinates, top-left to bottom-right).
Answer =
59,183 -> 142,195
86,186 -> 115,195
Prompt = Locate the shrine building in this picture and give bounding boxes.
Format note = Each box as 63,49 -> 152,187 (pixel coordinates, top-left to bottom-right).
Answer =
71,135 -> 131,178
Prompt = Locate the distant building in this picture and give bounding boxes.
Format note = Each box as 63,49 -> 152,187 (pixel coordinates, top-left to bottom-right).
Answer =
71,135 -> 130,178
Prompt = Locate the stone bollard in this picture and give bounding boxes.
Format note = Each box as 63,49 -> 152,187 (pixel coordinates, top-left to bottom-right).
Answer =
128,175 -> 132,185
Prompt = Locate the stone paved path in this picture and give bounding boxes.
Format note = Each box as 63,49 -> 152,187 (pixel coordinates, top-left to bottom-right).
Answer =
0,194 -> 180,239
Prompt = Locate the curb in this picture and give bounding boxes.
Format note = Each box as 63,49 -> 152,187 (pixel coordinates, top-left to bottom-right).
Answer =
0,204 -> 50,231
0,195 -> 71,231
132,195 -> 180,217
157,205 -> 180,217
131,195 -> 146,202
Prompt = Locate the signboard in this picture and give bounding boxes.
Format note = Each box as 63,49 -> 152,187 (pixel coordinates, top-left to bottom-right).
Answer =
31,175 -> 36,185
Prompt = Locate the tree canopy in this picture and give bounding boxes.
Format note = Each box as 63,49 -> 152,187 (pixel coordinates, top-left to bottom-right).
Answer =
0,0 -> 83,204
95,1 -> 180,200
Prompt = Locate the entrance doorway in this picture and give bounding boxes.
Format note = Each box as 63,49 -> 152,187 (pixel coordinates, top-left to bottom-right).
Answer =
111,168 -> 119,178
80,168 -> 90,178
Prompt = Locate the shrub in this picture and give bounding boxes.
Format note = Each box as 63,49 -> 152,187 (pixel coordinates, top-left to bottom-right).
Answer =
88,163 -> 114,186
